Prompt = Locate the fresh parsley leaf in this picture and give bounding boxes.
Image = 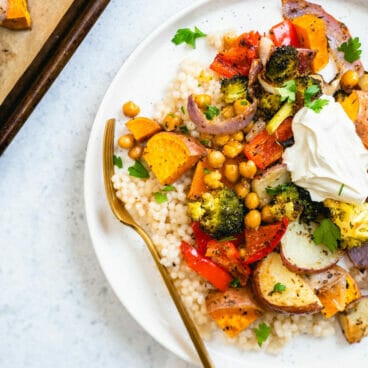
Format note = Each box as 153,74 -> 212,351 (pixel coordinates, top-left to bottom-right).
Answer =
181,106 -> 186,115
304,85 -> 329,113
337,37 -> 362,63
265,184 -> 289,195
179,125 -> 189,134
254,322 -> 271,347
203,168 -> 211,174
240,100 -> 248,106
313,219 -> 341,253
277,80 -> 296,103
273,282 -> 286,293
113,155 -> 123,169
128,160 -> 149,179
229,278 -> 241,288
154,191 -> 168,204
200,139 -> 210,146
162,184 -> 175,192
204,104 -> 220,120
338,183 -> 345,196
171,26 -> 207,48
219,236 -> 237,242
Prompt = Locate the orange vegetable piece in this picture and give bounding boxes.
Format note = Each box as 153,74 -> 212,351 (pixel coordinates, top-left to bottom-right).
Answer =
292,14 -> 329,72
1,0 -> 31,29
125,117 -> 162,142
344,273 -> 361,306
187,158 -> 210,200
143,132 -> 207,185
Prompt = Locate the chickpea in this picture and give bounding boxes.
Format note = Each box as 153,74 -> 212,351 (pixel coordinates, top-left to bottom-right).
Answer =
233,99 -> 249,115
128,145 -> 143,160
195,94 -> 212,109
163,113 -> 182,131
244,210 -> 261,229
234,180 -> 250,199
222,140 -> 244,158
208,150 -> 226,169
204,170 -> 223,189
243,121 -> 254,134
213,134 -> 230,146
122,101 -> 140,117
118,133 -> 135,149
239,160 -> 257,179
341,70 -> 360,91
261,205 -> 275,223
358,73 -> 368,92
239,247 -> 246,259
231,131 -> 244,141
224,163 -> 240,183
221,105 -> 235,119
245,192 -> 260,210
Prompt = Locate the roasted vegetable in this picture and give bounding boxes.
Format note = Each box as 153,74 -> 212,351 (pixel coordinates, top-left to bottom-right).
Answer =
292,14 -> 329,72
256,90 -> 283,120
206,287 -> 263,338
266,101 -> 294,134
348,242 -> 368,269
220,76 -> 248,103
267,183 -> 327,223
280,221 -> 344,274
0,0 -> 31,29
126,117 -> 162,142
252,252 -> 323,314
323,199 -> 368,249
294,75 -> 322,109
264,46 -> 299,85
339,296 -> 368,343
188,187 -> 245,239
143,132 -> 206,185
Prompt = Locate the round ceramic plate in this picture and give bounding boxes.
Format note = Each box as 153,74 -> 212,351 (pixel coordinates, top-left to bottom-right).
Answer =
84,0 -> 368,366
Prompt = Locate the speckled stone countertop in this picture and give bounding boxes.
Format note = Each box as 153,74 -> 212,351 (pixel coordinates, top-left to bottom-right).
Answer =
0,1 -> 195,367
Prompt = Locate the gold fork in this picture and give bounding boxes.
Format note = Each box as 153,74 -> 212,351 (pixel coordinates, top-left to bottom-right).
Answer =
103,118 -> 214,368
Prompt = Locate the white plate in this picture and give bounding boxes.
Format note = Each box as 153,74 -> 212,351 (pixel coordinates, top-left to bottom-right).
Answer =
84,0 -> 368,366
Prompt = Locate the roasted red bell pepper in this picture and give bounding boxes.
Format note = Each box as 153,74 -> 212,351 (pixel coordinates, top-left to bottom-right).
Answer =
244,217 -> 288,264
275,116 -> 293,143
269,20 -> 299,47
206,240 -> 251,286
210,31 -> 261,78
180,241 -> 232,291
191,222 -> 212,255
243,129 -> 284,169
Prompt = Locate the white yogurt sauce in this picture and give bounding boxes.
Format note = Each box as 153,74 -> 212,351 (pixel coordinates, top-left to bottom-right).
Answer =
283,96 -> 368,204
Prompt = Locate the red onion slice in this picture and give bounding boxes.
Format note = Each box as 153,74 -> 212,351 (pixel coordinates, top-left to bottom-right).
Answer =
187,94 -> 257,135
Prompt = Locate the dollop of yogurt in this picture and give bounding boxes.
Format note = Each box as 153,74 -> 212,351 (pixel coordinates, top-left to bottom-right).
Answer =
283,96 -> 368,204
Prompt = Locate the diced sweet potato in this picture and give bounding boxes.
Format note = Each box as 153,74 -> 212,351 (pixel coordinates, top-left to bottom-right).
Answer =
206,288 -> 263,338
292,14 -> 329,72
187,158 -> 209,200
125,117 -> 162,142
143,132 -> 207,185
1,0 -> 31,29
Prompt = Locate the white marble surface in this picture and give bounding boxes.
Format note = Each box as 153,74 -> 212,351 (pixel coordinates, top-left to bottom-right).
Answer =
0,1 -> 195,367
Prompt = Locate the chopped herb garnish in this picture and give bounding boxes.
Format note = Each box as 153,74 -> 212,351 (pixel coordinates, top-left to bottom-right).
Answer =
113,155 -> 123,169
162,184 -> 175,192
179,125 -> 189,134
254,322 -> 271,347
168,112 -> 175,118
204,104 -> 220,120
338,183 -> 345,196
277,79 -> 296,103
171,26 -> 207,48
304,85 -> 329,113
128,160 -> 149,179
272,282 -> 286,293
265,184 -> 289,195
200,139 -> 210,146
203,168 -> 211,174
229,278 -> 241,288
240,100 -> 248,106
313,218 -> 341,253
154,191 -> 168,204
337,37 -> 362,63
181,106 -> 186,115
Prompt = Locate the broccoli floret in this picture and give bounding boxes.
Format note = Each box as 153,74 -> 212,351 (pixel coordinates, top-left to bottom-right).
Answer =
267,183 -> 326,223
188,188 -> 245,239
221,76 -> 248,104
295,76 -> 322,109
324,199 -> 368,249
257,91 -> 283,120
265,46 -> 299,85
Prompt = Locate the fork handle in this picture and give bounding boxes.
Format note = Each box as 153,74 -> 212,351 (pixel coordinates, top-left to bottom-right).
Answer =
133,224 -> 214,368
